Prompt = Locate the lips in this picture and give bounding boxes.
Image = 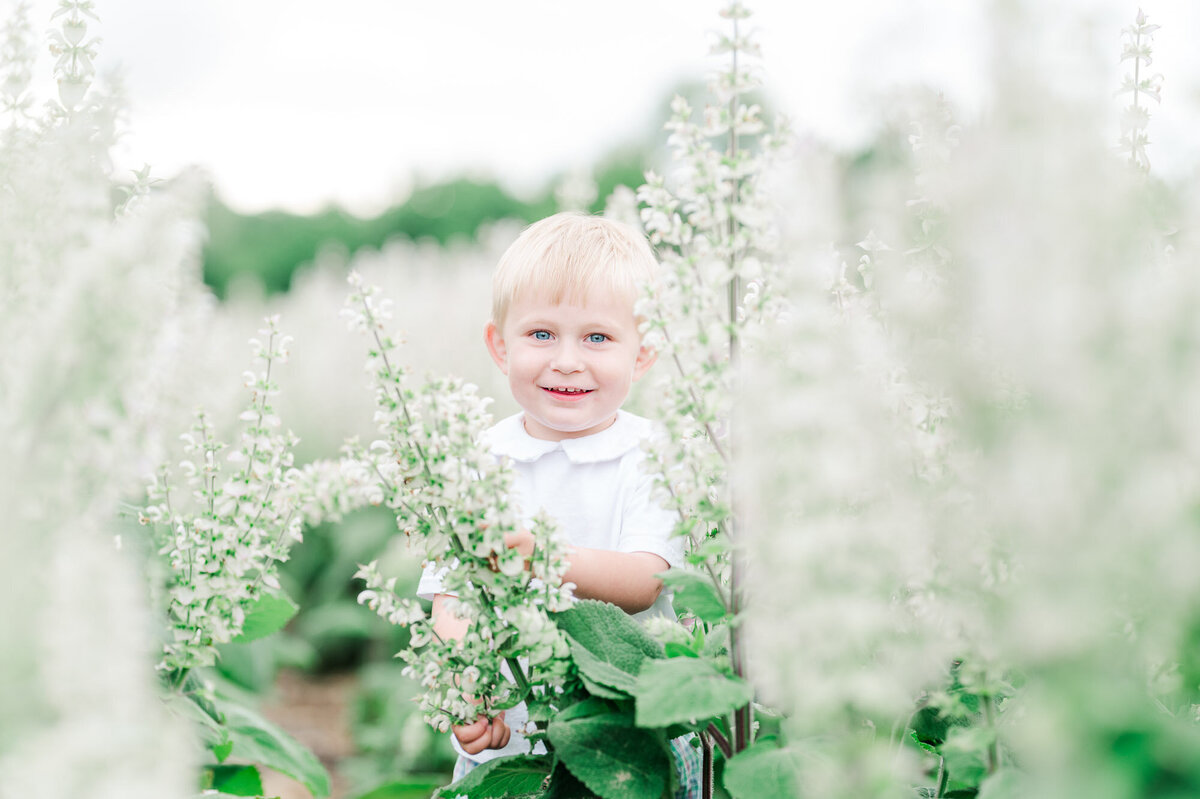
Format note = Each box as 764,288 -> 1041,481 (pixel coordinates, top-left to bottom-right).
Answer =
541,386 -> 594,398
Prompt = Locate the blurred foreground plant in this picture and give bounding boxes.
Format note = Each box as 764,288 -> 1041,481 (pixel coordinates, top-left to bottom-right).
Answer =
741,6 -> 1200,799
635,1 -> 796,794
0,2 -> 199,797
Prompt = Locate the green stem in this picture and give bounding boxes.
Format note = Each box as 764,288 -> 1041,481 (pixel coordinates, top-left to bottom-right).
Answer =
724,12 -> 752,755
934,755 -> 947,799
982,690 -> 999,775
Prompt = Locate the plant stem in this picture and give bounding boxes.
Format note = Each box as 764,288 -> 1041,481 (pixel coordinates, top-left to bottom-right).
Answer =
933,755 -> 947,798
1131,26 -> 1141,167
982,689 -> 999,775
724,11 -> 752,755
704,722 -> 732,758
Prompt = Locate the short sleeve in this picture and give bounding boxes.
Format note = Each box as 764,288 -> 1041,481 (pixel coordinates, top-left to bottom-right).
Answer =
616,460 -> 684,569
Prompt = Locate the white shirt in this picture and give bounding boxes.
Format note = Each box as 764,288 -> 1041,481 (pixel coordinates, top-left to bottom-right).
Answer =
416,409 -> 683,760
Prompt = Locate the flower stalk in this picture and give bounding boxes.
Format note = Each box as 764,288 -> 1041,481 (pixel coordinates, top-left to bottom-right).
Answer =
345,272 -> 576,736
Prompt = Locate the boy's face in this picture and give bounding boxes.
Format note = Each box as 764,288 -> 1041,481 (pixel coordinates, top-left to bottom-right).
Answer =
485,287 -> 656,441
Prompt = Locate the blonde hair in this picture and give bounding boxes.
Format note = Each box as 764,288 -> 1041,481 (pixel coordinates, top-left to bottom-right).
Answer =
491,212 -> 657,329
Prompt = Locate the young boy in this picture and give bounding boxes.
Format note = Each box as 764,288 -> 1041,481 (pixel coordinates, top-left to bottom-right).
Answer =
415,212 -> 701,794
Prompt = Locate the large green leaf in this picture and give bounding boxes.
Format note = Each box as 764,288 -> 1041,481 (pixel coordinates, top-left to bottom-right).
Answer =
162,691 -> 225,749
722,740 -> 799,799
548,714 -> 670,799
553,599 -> 663,675
203,764 -> 264,797
436,754 -> 553,799
941,725 -> 992,790
212,694 -> 332,798
633,657 -> 754,728
354,778 -> 454,799
567,635 -> 638,695
660,571 -> 728,622
545,764 -> 595,799
232,589 -> 299,643
578,669 -> 629,700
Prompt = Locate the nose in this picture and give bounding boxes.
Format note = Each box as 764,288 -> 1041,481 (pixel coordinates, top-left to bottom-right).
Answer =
550,341 -> 584,374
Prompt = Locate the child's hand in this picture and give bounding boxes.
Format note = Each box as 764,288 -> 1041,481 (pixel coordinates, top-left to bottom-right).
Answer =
452,710 -> 511,754
503,529 -> 536,559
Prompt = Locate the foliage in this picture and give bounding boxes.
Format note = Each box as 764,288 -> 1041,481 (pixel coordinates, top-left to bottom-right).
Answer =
1116,9 -> 1162,172
345,270 -> 576,733
138,318 -> 307,673
742,5 -> 1200,798
201,150 -> 648,298
0,1 -> 201,796
340,661 -> 458,795
634,0 -> 791,783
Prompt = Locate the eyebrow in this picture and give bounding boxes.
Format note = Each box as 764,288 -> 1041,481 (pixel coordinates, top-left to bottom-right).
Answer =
516,315 -> 628,330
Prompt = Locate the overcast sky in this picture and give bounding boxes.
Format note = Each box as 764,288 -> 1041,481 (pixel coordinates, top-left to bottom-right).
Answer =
19,0 -> 1200,214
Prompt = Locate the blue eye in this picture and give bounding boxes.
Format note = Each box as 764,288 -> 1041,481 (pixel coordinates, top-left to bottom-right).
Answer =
587,333 -> 608,344
532,330 -> 551,341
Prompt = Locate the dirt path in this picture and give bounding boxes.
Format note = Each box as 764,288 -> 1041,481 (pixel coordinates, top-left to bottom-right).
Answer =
258,669 -> 358,799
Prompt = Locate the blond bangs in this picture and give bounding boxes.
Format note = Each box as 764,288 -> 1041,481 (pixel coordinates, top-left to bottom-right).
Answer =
492,213 -> 656,328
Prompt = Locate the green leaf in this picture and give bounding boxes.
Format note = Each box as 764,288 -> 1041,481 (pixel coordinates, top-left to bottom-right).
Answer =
212,694 -> 332,798
722,740 -> 799,799
568,636 -> 638,695
162,691 -> 227,751
556,697 -> 615,723
942,725 -> 993,790
233,590 -> 299,643
545,763 -> 595,799
633,658 -> 754,728
660,571 -> 728,622
436,754 -> 552,799
548,714 -> 670,799
354,778 -> 453,799
553,599 -> 663,675
664,642 -> 699,659
578,670 -> 629,700
204,764 -> 264,796
212,738 -> 234,763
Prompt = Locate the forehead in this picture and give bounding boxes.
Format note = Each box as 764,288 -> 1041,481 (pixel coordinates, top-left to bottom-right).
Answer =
505,286 -> 638,325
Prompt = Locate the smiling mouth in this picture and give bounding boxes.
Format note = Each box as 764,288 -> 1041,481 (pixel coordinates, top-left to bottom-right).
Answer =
541,386 -> 594,397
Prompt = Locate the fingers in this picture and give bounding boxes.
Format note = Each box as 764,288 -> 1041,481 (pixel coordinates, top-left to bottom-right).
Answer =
453,711 -> 510,754
489,712 -> 511,750
451,717 -> 489,754
503,530 -> 536,559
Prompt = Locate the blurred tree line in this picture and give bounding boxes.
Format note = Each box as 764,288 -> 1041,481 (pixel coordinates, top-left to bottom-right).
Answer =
202,148 -> 649,297
199,82 -> 916,299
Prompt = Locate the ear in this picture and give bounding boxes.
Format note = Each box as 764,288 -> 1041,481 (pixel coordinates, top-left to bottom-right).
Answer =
485,321 -> 509,375
632,342 -> 658,382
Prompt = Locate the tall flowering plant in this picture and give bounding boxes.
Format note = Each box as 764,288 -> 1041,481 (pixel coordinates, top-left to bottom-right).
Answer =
344,272 -> 575,735
134,316 -> 369,798
1116,8 -> 1162,172
740,5 -> 1200,799
635,1 -> 793,793
140,317 -> 304,674
0,2 -> 204,797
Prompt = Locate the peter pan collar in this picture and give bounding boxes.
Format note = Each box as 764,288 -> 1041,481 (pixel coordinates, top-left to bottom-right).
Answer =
485,410 -> 653,464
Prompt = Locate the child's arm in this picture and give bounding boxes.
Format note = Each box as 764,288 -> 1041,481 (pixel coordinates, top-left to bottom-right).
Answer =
504,531 -> 667,614
431,594 -> 512,754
